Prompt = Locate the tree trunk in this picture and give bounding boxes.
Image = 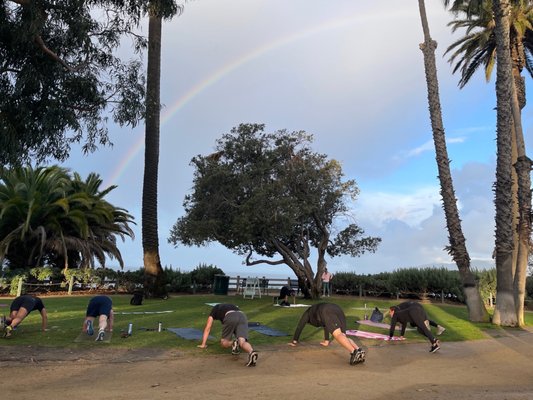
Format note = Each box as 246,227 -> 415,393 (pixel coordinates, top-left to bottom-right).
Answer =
142,11 -> 166,298
418,0 -> 488,321
510,36 -> 532,327
491,0 -> 518,326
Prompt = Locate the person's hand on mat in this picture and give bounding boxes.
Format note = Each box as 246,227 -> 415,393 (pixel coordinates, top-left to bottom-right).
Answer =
320,340 -> 330,347
197,344 -> 208,349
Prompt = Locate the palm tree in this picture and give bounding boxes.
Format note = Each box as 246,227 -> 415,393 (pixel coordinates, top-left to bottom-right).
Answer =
0,166 -> 134,272
142,1 -> 182,298
417,0 -> 489,321
445,0 -> 532,325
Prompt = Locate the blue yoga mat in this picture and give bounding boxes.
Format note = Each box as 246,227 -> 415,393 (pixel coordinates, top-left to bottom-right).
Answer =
248,322 -> 289,337
167,327 -> 214,340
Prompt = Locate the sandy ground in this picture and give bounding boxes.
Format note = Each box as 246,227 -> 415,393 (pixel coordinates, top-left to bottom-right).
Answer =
1,328 -> 533,400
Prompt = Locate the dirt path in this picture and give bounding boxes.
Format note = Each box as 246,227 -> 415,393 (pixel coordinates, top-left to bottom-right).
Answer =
1,328 -> 533,400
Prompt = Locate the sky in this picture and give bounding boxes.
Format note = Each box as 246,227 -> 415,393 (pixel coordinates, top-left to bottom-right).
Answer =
62,0 -> 533,278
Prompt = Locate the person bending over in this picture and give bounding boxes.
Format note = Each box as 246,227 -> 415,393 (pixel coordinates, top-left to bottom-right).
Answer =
198,303 -> 258,367
289,302 -> 365,365
82,295 -> 114,342
4,295 -> 48,337
388,301 -> 441,353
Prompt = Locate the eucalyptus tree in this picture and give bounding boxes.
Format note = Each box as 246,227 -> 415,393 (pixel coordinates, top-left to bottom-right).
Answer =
417,0 -> 488,321
0,0 -> 150,166
169,124 -> 381,299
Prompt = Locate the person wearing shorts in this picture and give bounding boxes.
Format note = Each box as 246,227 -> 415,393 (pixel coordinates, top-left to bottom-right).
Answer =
198,303 -> 258,367
289,302 -> 365,365
83,295 -> 114,341
4,295 -> 48,337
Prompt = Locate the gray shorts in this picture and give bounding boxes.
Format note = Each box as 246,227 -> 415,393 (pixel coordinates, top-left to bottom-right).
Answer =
221,311 -> 248,340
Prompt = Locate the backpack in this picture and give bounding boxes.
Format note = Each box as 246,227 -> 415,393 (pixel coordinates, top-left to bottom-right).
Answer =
370,307 -> 383,323
130,291 -> 144,306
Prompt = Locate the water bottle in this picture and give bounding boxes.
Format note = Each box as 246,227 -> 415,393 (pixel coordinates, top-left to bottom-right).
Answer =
127,323 -> 133,335
158,322 -> 162,332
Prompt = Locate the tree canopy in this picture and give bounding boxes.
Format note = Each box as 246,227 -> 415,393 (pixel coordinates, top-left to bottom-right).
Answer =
0,165 -> 135,272
168,123 -> 381,298
0,0 -> 178,166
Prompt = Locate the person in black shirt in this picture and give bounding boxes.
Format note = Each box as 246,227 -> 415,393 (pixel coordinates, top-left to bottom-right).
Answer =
4,295 -> 48,337
198,303 -> 258,367
388,301 -> 441,353
289,303 -> 366,365
278,286 -> 294,307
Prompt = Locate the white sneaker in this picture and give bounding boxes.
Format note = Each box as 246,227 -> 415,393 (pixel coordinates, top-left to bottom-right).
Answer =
231,339 -> 240,355
95,330 -> 105,341
436,326 -> 446,336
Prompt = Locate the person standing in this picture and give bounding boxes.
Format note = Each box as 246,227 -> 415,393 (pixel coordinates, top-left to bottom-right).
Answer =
321,267 -> 334,297
198,303 -> 258,367
289,303 -> 366,365
388,301 -> 441,353
3,295 -> 48,337
82,295 -> 114,341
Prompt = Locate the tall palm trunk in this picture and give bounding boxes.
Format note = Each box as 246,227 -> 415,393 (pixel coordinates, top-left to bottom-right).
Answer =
491,0 -> 517,326
142,10 -> 166,298
418,0 -> 488,321
509,36 -> 532,326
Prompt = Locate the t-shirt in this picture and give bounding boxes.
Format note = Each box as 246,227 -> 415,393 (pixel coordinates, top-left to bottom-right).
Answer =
209,304 -> 239,321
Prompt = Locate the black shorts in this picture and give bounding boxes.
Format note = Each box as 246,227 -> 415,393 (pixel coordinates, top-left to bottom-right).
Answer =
86,296 -> 112,318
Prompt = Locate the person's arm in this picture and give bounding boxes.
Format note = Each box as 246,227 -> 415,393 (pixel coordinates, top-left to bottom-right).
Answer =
108,309 -> 114,331
289,310 -> 309,346
320,327 -> 330,346
40,308 -> 48,331
400,322 -> 407,337
198,316 -> 214,348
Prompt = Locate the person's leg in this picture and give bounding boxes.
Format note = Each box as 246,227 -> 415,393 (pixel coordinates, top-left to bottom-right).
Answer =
331,328 -> 358,352
98,314 -> 108,332
8,307 -> 29,329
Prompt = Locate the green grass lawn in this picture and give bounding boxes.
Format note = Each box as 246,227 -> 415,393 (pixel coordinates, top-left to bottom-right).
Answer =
1,294 -> 531,352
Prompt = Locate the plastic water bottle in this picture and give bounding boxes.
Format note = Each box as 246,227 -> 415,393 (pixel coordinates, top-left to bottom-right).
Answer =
158,322 -> 162,332
127,323 -> 133,335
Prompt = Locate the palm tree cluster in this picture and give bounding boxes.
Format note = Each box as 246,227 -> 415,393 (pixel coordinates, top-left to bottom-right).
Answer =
436,0 -> 533,325
0,165 -> 135,273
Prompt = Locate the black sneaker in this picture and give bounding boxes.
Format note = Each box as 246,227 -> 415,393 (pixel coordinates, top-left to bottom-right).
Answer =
350,348 -> 366,365
231,339 -> 240,355
430,341 -> 440,353
245,351 -> 258,367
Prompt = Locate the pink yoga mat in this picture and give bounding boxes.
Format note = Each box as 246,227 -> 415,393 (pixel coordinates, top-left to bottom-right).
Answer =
346,329 -> 405,341
357,320 -> 413,331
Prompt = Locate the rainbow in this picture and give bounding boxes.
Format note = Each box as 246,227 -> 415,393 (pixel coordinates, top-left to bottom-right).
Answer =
105,8 -> 417,187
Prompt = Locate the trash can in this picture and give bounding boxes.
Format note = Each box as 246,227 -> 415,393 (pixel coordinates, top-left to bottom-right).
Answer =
213,274 -> 230,295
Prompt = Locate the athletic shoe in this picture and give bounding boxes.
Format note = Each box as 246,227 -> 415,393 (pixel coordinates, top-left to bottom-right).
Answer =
3,325 -> 13,338
245,351 -> 258,367
350,348 -> 366,365
436,325 -> 446,336
231,339 -> 240,355
95,330 -> 105,342
430,341 -> 440,353
86,319 -> 94,336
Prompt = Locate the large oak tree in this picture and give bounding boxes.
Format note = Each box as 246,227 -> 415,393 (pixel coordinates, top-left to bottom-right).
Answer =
169,124 -> 381,299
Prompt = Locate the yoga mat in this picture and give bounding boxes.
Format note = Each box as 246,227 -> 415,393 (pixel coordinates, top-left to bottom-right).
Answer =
74,331 -> 113,343
248,322 -> 289,337
273,303 -> 311,307
167,327 -> 214,341
115,310 -> 174,315
356,320 -> 414,331
346,329 -> 405,341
